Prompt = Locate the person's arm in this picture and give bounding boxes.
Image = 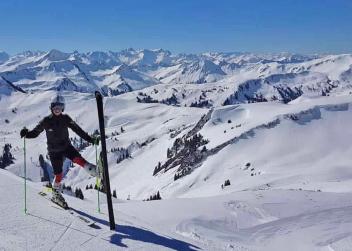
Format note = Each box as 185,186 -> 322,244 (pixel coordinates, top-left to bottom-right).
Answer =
25,119 -> 46,138
66,115 -> 93,143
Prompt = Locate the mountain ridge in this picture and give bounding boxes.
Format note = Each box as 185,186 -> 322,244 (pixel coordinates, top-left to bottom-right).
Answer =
1,49 -> 350,103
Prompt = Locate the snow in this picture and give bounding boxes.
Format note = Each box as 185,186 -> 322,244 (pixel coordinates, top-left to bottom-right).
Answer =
3,168 -> 352,250
1,50 -> 352,250
0,169 -> 202,250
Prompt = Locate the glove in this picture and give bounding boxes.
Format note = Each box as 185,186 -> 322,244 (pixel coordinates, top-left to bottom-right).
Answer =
20,128 -> 29,138
92,135 -> 100,145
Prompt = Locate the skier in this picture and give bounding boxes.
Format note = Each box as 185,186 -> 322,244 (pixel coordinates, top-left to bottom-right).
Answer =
20,93 -> 100,208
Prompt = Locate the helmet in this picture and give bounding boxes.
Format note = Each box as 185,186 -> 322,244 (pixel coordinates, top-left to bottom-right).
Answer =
50,94 -> 65,111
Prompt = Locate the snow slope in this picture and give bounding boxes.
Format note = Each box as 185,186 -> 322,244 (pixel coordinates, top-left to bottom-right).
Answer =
2,89 -> 352,199
0,168 -> 203,250
2,167 -> 352,250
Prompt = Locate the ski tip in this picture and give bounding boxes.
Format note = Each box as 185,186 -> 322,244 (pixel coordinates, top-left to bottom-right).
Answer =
88,223 -> 101,229
38,191 -> 47,196
95,91 -> 102,98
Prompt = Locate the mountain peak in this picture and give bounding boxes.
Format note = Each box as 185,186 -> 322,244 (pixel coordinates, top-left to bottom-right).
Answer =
0,51 -> 10,64
45,49 -> 70,61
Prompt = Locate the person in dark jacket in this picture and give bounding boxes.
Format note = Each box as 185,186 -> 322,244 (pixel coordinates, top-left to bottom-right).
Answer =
20,93 -> 100,207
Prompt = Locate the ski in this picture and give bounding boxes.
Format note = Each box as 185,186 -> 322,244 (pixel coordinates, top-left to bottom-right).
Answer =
38,191 -> 99,228
39,191 -> 69,209
95,91 -> 116,231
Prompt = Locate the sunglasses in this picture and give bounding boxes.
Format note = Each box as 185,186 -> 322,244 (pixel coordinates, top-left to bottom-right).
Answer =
51,103 -> 64,110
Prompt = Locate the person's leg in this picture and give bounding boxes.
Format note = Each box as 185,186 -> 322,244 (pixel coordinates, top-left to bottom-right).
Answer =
48,151 -> 64,191
64,144 -> 98,177
48,151 -> 67,207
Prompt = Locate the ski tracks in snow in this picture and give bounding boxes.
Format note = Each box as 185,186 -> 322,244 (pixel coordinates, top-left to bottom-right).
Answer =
49,220 -> 74,251
239,205 -> 352,250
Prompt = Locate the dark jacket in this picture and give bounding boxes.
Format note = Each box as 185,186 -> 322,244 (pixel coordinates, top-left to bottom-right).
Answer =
26,114 -> 93,152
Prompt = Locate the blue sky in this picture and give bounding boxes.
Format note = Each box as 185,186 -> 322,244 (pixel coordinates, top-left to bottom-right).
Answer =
0,0 -> 351,54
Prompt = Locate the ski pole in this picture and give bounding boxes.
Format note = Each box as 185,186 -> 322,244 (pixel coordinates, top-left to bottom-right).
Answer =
95,143 -> 101,213
23,137 -> 27,215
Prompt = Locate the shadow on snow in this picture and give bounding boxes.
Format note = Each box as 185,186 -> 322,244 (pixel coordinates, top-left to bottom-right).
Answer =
71,208 -> 201,250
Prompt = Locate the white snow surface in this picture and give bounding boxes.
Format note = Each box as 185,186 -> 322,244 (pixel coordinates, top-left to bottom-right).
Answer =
1,51 -> 352,250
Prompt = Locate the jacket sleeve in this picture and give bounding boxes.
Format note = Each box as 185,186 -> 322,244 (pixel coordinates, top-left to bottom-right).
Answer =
26,119 -> 46,138
66,115 -> 93,143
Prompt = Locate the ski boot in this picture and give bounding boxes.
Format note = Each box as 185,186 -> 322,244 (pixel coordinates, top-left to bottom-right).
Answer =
52,188 -> 68,209
84,162 -> 98,177
84,161 -> 103,179
84,157 -> 104,189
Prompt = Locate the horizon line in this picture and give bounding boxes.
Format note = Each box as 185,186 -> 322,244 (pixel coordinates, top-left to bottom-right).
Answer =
1,48 -> 350,57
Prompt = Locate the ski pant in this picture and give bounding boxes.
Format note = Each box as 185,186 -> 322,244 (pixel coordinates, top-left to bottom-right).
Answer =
49,144 -> 87,185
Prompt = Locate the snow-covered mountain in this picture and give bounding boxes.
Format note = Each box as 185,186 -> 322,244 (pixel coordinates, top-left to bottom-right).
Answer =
0,51 -> 9,64
1,49 -> 351,103
0,77 -> 16,96
0,76 -> 26,97
91,64 -> 161,95
1,49 -> 352,250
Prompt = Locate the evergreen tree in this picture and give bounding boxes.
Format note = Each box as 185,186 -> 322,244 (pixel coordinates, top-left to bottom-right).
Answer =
79,189 -> 84,200
0,144 -> 14,169
167,148 -> 172,158
153,166 -> 158,176
223,98 -> 230,106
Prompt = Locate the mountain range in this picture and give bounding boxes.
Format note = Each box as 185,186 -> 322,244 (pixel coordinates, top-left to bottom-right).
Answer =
1,49 -> 351,106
